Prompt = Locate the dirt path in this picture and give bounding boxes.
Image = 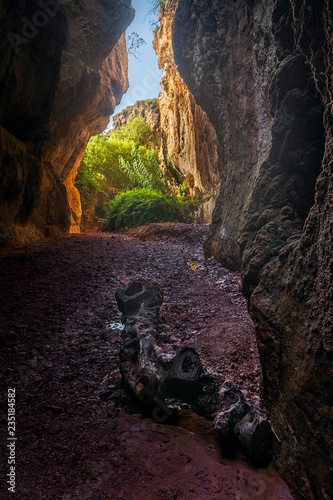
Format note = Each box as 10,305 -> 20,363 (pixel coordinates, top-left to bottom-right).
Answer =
0,224 -> 293,499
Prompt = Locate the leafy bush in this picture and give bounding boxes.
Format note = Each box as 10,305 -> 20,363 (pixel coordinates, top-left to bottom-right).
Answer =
102,189 -> 194,231
76,134 -> 132,194
134,98 -> 158,110
75,117 -> 170,223
178,179 -> 190,198
76,115 -> 207,228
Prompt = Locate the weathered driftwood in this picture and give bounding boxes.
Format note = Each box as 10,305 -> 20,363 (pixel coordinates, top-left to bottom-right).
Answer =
116,278 -> 217,409
213,381 -> 272,460
116,278 -> 272,462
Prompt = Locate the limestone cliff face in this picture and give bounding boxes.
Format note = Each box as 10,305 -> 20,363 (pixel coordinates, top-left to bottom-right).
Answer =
154,1 -> 222,222
47,33 -> 130,232
113,98 -> 160,135
173,1 -> 331,499
0,0 -> 133,243
112,98 -> 161,153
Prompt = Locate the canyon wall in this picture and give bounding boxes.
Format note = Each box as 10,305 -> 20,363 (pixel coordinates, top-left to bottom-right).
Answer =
173,0 -> 332,499
154,0 -> 222,222
112,98 -> 161,153
112,98 -> 160,135
0,0 -> 133,244
113,3 -> 223,225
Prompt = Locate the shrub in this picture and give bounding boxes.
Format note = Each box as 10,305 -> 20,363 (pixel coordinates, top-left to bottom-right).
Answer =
75,134 -> 132,194
102,189 -> 194,231
75,117 -> 168,223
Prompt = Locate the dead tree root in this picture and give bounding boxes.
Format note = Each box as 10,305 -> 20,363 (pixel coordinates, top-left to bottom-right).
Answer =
116,278 -> 273,462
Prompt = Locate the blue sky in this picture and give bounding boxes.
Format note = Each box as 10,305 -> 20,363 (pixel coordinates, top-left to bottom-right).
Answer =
110,0 -> 163,125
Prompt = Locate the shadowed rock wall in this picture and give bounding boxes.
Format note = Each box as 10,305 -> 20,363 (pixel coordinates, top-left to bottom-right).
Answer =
173,0 -> 263,268
0,0 -> 133,243
173,0 -> 332,498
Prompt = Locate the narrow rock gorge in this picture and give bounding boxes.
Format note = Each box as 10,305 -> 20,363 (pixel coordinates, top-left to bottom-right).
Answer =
173,1 -> 332,498
113,2 -> 224,224
0,0 -> 133,245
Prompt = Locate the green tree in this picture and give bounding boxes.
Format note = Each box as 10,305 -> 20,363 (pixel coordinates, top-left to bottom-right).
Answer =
75,117 -> 171,223
111,116 -> 155,147
76,134 -> 133,194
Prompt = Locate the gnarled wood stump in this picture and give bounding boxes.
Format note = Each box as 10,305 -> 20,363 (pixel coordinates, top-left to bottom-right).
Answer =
116,278 -> 272,462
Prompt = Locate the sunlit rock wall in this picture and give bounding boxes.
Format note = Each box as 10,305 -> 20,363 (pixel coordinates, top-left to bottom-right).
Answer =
173,0 -> 332,498
154,0 -> 222,222
112,98 -> 160,135
0,0 -> 133,243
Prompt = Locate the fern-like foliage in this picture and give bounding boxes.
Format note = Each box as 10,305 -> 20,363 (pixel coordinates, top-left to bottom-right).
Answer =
119,148 -> 170,193
102,189 -> 195,231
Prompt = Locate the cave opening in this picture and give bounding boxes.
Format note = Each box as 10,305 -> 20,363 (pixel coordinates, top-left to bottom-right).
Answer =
73,0 -> 222,235
1,0 -> 332,499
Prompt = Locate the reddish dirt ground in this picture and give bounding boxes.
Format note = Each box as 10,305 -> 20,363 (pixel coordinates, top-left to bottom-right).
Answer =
0,224 -> 293,499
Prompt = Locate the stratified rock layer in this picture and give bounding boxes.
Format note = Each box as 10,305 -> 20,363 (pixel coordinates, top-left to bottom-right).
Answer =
173,1 -> 332,499
0,0 -> 133,243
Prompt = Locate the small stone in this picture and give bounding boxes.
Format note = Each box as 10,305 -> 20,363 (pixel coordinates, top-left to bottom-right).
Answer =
33,375 -> 43,382
99,390 -> 113,400
110,456 -> 124,467
21,420 -> 35,429
26,358 -> 38,368
12,323 -> 28,329
31,440 -> 39,450
286,234 -> 302,244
